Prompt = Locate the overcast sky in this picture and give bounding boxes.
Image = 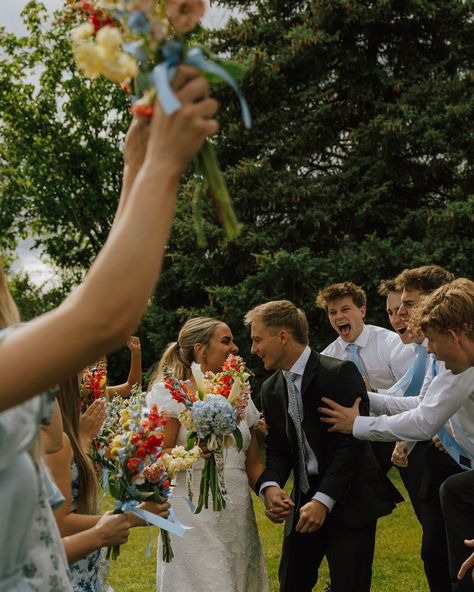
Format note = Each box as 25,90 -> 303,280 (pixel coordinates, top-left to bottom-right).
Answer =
2,1 -> 231,286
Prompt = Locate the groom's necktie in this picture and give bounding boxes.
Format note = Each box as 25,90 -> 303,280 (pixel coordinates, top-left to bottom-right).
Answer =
346,343 -> 368,381
386,344 -> 427,397
285,371 -> 310,494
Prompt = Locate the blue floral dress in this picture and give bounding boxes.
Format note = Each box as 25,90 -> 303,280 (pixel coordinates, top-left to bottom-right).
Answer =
0,326 -> 72,592
69,461 -> 110,592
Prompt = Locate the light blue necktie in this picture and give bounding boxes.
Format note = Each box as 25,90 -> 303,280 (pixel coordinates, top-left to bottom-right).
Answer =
346,343 -> 367,380
437,425 -> 472,470
285,372 -> 310,494
387,344 -> 427,397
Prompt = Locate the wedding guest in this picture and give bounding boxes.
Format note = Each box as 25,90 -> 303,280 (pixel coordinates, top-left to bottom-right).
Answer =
377,278 -> 431,520
245,300 -> 397,592
85,336 -> 143,402
46,377 -> 170,591
319,266 -> 472,592
316,280 -> 413,491
411,278 -> 474,590
147,316 -> 269,592
317,281 -> 413,392
0,65 -> 219,592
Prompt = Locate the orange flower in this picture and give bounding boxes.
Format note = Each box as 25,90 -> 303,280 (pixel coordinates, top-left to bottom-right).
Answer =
166,0 -> 206,33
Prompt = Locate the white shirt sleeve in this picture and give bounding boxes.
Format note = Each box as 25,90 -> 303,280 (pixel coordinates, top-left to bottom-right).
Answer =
354,369 -> 473,443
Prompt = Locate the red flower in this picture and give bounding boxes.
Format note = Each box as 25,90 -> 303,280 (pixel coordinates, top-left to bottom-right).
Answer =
127,457 -> 141,472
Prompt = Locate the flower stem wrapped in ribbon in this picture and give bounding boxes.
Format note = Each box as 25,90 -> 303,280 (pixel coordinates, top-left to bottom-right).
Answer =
70,0 -> 251,247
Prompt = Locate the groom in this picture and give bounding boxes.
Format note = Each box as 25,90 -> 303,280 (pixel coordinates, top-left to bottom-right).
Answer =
245,300 -> 396,592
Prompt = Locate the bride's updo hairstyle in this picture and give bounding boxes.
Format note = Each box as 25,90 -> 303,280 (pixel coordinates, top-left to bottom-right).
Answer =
150,316 -> 222,386
0,263 -> 20,330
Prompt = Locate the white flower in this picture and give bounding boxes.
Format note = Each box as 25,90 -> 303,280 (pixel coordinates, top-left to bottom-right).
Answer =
191,362 -> 206,398
227,379 -> 242,404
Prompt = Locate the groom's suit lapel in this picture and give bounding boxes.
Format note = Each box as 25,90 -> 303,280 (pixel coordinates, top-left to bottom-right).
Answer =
301,350 -> 321,450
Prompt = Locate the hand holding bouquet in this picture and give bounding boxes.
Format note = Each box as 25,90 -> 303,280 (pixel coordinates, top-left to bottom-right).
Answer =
94,398 -> 200,561
69,0 -> 251,246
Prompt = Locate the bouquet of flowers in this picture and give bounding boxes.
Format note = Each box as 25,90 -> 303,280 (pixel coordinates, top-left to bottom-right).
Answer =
68,0 -> 251,246
95,398 -> 200,561
164,354 -> 251,512
80,367 -> 107,412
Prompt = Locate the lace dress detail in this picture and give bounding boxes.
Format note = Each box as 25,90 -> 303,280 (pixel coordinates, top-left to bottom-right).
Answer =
149,383 -> 269,592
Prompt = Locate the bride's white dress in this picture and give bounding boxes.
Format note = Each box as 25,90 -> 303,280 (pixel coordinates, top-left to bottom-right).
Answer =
147,384 -> 269,592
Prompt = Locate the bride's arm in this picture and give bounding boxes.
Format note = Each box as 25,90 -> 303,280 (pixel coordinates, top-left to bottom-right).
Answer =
0,67 -> 218,412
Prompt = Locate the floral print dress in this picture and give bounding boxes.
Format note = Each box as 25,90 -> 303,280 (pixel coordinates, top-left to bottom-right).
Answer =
69,461 -> 111,592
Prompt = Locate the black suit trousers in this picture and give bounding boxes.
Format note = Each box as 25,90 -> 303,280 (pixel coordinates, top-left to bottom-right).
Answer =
279,489 -> 376,592
418,444 -> 465,592
440,470 -> 474,591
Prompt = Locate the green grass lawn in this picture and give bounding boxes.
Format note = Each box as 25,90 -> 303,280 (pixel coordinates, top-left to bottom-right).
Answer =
108,468 -> 427,591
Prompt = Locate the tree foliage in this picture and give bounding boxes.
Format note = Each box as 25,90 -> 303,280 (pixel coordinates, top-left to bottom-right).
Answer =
1,0 -> 474,384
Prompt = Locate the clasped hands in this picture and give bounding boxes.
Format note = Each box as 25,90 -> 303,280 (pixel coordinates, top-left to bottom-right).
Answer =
263,486 -> 328,533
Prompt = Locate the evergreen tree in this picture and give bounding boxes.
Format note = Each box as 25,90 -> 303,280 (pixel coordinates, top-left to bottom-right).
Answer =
1,1 -> 473,383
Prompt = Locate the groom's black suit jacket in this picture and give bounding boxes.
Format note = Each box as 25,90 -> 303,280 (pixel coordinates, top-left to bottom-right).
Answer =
255,350 -> 396,529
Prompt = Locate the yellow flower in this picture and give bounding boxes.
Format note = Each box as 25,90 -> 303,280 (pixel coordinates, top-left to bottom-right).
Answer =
71,22 -> 94,43
73,42 -> 103,78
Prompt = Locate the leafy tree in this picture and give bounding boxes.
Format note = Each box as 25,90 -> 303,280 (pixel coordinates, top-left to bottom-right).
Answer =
1,1 -> 474,386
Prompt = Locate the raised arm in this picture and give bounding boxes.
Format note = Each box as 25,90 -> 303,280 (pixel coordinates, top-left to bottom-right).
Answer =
0,67 -> 218,411
106,336 -> 142,399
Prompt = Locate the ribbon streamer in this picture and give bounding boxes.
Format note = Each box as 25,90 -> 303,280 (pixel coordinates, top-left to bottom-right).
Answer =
151,41 -> 251,129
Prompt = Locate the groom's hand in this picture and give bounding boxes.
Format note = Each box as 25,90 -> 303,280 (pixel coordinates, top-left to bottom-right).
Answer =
263,486 -> 294,524
296,499 -> 328,534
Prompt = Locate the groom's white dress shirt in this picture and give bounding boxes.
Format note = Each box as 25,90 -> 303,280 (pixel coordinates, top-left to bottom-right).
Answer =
321,324 -> 414,390
353,363 -> 474,460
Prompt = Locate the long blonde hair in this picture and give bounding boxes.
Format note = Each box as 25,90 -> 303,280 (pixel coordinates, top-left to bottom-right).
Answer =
149,317 -> 222,385
0,265 -> 20,329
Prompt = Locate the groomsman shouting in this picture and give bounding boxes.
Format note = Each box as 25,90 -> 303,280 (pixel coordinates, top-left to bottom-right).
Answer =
319,265 -> 474,592
316,280 -> 413,479
411,278 -> 474,591
245,300 -> 397,592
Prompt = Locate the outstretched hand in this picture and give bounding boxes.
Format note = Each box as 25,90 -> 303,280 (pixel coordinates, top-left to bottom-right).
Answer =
391,441 -> 409,468
318,397 -> 361,434
126,336 -> 141,354
458,540 -> 474,582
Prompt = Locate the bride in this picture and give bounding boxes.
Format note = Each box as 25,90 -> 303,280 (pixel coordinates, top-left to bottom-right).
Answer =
147,316 -> 269,592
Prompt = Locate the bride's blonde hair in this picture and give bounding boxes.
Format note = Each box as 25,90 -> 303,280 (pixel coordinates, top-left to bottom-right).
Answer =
0,263 -> 20,330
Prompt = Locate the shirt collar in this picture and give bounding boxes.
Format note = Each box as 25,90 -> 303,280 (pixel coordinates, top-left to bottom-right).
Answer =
285,345 -> 312,378
341,323 -> 369,350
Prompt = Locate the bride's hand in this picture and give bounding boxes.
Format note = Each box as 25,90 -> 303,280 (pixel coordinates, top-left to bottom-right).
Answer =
199,445 -> 212,460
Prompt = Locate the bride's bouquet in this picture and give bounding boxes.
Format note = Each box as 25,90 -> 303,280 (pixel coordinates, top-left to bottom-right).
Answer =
164,354 -> 251,512
68,0 -> 251,246
94,398 -> 200,561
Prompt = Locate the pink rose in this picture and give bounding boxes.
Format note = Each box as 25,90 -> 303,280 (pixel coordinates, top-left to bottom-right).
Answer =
166,0 -> 206,33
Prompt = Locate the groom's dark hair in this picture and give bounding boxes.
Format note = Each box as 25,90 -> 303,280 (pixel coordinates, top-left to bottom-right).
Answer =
244,300 -> 309,345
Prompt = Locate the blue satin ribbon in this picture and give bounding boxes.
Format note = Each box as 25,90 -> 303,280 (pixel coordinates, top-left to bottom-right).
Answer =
115,499 -> 192,537
151,41 -> 252,129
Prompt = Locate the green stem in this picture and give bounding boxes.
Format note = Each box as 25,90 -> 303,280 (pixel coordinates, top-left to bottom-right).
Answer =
195,141 -> 242,241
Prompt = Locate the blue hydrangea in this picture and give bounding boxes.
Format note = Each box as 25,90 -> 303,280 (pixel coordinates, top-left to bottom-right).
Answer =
191,395 -> 238,439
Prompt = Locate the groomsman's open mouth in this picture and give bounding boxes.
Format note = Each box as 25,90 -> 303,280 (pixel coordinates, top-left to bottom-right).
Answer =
336,322 -> 352,339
